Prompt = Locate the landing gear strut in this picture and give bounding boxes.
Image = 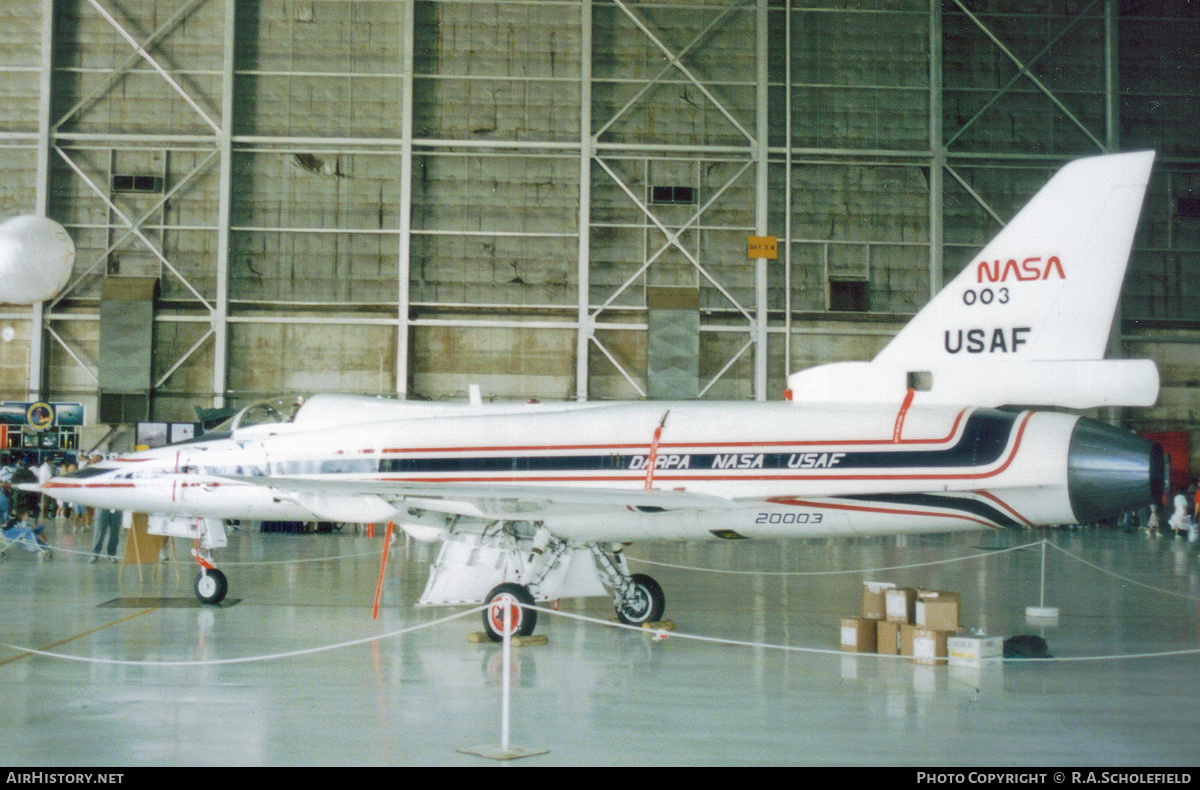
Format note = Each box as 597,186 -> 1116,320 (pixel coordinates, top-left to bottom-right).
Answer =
592,545 -> 667,627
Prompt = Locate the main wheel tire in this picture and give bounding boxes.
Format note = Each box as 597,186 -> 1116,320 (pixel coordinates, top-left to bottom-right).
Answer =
615,573 -> 666,625
195,568 -> 228,605
482,582 -> 537,642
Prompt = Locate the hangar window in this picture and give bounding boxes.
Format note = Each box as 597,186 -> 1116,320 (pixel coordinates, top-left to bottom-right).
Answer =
829,278 -> 869,312
112,175 -> 163,193
651,186 -> 696,205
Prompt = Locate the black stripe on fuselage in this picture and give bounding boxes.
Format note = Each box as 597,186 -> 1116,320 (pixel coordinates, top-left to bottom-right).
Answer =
840,493 -> 1021,528
237,408 -> 1020,478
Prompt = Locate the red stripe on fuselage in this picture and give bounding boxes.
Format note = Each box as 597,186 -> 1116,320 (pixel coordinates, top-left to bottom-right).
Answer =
370,412 -> 1033,486
374,409 -> 970,456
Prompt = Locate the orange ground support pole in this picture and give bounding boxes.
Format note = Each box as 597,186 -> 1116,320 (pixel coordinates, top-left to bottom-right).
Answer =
371,521 -> 395,620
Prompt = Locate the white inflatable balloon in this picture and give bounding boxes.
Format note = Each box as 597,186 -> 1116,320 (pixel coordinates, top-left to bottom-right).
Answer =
0,215 -> 75,304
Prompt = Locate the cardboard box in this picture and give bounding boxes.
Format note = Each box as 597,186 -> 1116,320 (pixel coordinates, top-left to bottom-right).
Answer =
899,623 -> 918,656
885,587 -> 917,624
916,590 -> 961,631
861,581 -> 896,620
912,627 -> 949,666
876,620 -> 902,655
948,635 -> 1004,667
840,617 -> 878,653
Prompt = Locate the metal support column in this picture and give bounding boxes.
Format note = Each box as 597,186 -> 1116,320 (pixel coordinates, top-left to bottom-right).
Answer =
753,0 -> 769,401
1104,0 -> 1123,425
396,0 -> 415,397
783,0 -> 793,373
928,0 -> 944,298
1104,0 -> 1120,155
576,0 -> 593,402
30,0 -> 54,400
212,0 -> 235,408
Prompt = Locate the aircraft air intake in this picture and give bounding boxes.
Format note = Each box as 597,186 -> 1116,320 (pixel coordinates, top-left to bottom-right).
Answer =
1067,417 -> 1165,524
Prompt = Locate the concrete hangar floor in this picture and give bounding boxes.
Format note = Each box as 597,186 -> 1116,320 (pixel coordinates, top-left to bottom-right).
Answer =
0,520 -> 1197,767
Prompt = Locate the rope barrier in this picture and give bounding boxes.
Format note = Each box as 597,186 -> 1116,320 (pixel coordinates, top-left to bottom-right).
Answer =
7,597 -> 1195,669
0,605 -> 486,668
6,533 -> 1200,669
523,604 -> 1200,664
1045,540 -> 1200,603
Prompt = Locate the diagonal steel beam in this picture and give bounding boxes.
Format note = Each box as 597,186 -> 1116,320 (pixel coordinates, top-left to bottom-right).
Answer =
55,147 -> 214,311
55,0 -> 209,130
697,336 -> 752,398
592,157 -> 755,323
945,164 -> 1007,228
154,326 -> 215,389
609,0 -> 755,144
948,0 -> 1106,151
589,334 -> 646,398
594,0 -> 749,141
591,158 -> 752,315
51,147 -> 220,308
45,324 -> 99,384
85,0 -> 222,135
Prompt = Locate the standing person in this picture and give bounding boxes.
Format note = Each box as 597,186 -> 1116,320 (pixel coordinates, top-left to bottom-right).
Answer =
1170,490 -> 1190,538
36,456 -> 53,519
88,507 -> 122,564
1146,504 -> 1161,537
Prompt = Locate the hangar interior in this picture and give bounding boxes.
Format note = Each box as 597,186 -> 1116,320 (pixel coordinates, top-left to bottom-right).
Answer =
0,0 -> 1199,767
0,0 -> 1196,450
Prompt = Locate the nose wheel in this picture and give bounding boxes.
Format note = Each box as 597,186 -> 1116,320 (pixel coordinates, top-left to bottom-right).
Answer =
615,573 -> 666,625
482,582 -> 537,642
195,568 -> 228,605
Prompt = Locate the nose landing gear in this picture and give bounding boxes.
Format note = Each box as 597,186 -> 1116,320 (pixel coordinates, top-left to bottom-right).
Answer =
195,567 -> 228,605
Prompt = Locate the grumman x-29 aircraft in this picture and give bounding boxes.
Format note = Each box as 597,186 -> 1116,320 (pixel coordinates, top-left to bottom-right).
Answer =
41,151 -> 1165,641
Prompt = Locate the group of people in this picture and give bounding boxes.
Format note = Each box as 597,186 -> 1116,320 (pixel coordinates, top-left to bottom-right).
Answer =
1166,484 -> 1200,541
0,452 -> 122,563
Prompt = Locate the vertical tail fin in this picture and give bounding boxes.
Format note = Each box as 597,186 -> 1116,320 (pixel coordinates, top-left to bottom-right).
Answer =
789,151 -> 1158,408
876,151 -> 1154,366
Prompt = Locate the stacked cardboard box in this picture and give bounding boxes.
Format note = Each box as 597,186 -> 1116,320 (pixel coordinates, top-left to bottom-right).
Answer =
842,582 -> 997,666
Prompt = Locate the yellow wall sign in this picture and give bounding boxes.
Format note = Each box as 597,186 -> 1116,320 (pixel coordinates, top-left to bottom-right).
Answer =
747,235 -> 778,259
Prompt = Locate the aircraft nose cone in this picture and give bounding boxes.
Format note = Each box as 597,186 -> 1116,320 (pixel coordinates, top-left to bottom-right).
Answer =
1067,417 -> 1165,523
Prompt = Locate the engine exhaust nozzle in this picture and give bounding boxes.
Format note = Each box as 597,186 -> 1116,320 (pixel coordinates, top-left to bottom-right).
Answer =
1067,417 -> 1164,523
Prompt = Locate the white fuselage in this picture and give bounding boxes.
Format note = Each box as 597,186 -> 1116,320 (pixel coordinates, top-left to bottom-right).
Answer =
45,396 -> 1081,542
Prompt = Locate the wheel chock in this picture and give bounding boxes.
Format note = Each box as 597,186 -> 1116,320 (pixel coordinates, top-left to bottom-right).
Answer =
467,632 -> 549,647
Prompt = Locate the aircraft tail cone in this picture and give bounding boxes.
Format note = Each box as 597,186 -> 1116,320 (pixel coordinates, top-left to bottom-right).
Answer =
1067,417 -> 1165,523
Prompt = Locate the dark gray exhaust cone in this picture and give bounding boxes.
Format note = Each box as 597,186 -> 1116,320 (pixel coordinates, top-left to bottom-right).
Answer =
1068,417 -> 1165,523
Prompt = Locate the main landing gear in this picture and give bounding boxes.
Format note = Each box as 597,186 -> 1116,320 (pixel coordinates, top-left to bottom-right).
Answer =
477,543 -> 667,642
593,546 -> 666,627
